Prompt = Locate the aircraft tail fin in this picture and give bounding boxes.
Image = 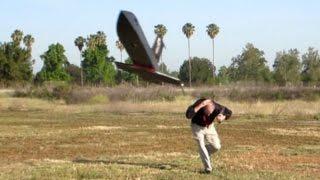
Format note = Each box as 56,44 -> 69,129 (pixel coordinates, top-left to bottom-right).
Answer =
152,36 -> 165,63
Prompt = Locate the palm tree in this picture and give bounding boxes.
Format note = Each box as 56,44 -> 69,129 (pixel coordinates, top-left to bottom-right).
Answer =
154,24 -> 167,72
116,40 -> 124,62
23,34 -> 35,52
182,23 -> 195,87
74,36 -> 86,86
96,31 -> 106,46
86,34 -> 97,49
11,29 -> 23,47
206,23 -> 220,77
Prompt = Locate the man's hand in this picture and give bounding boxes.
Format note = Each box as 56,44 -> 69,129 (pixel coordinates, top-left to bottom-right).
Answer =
215,114 -> 226,124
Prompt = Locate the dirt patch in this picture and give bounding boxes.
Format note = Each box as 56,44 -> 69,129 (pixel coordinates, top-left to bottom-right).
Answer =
79,126 -> 124,131
268,127 -> 320,138
156,125 -> 186,129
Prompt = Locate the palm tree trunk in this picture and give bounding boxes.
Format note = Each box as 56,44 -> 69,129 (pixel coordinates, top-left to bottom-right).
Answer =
120,50 -> 124,84
120,50 -> 123,63
80,50 -> 84,87
188,38 -> 192,87
212,38 -> 215,77
160,55 -> 163,72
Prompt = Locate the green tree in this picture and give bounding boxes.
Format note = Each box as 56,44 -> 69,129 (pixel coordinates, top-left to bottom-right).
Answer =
206,23 -> 219,76
116,58 -> 139,84
66,64 -> 81,85
217,66 -> 231,84
182,23 -> 195,87
11,29 -> 23,47
0,30 -> 33,84
273,49 -> 301,86
179,57 -> 213,85
36,43 -> 70,82
154,24 -> 167,72
301,47 -> 320,86
82,31 -> 116,85
74,36 -> 85,86
228,43 -> 271,82
23,34 -> 35,52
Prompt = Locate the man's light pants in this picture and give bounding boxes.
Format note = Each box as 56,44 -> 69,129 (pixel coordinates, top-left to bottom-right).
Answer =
191,123 -> 221,171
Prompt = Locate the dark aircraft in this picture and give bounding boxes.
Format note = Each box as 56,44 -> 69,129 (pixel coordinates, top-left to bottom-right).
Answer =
115,10 -> 183,87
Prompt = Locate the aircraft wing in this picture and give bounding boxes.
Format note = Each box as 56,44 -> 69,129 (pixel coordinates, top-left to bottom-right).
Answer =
115,62 -> 182,86
117,11 -> 158,70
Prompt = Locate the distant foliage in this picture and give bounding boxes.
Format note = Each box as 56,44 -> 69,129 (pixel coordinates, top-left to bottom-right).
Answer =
228,43 -> 272,82
82,31 -> 116,85
66,64 -> 82,85
0,29 -> 34,85
36,43 -> 70,83
301,47 -> 320,86
159,62 -> 170,75
116,58 -> 139,84
273,49 -> 301,86
217,66 -> 231,84
179,57 -> 214,84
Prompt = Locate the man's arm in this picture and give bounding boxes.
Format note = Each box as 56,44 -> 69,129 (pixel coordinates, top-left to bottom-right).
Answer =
185,99 -> 212,119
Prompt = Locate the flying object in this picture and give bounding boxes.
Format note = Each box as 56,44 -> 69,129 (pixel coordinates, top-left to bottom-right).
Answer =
115,10 -> 183,87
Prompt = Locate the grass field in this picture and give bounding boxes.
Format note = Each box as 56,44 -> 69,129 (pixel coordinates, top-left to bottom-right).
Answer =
0,91 -> 319,179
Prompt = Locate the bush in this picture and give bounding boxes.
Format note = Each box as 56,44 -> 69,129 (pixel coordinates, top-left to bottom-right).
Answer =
14,81 -> 71,100
14,83 -> 320,104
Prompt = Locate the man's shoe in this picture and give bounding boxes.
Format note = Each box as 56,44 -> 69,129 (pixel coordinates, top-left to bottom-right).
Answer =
204,169 -> 212,174
199,169 -> 212,174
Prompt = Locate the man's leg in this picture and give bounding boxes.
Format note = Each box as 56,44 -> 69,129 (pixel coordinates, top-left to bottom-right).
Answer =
205,125 -> 221,155
191,124 -> 212,172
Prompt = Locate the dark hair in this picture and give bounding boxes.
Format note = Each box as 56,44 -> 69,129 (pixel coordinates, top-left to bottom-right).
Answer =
222,107 -> 232,120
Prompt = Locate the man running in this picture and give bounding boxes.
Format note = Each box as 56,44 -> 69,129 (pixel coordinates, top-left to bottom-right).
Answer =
186,98 -> 232,173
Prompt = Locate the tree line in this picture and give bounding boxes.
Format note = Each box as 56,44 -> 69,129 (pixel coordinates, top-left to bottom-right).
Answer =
1,27 -> 320,87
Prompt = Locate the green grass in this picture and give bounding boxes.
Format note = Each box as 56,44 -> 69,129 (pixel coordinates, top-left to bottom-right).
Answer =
0,97 -> 319,179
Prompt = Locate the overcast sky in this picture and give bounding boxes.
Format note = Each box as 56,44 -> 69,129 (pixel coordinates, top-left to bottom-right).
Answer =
1,0 -> 319,72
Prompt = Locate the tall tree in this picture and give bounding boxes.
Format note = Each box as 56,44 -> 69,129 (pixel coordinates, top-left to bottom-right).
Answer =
66,64 -> 82,85
74,36 -> 85,86
301,47 -> 320,86
182,23 -> 195,87
36,43 -> 70,82
217,66 -> 231,84
228,43 -> 271,82
273,49 -> 301,86
0,30 -> 33,84
154,24 -> 167,72
115,40 -> 124,62
206,23 -> 219,77
179,57 -> 213,84
115,40 -> 125,83
23,34 -> 35,52
117,58 -> 139,84
82,31 -> 116,85
11,29 -> 23,47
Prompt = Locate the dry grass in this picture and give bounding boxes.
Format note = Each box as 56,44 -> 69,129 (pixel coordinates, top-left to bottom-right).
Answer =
1,95 -> 320,117
0,89 -> 319,179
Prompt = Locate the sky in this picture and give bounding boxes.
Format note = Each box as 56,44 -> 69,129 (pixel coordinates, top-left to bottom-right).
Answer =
1,0 -> 320,73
